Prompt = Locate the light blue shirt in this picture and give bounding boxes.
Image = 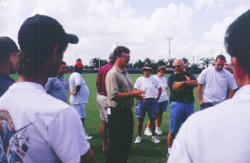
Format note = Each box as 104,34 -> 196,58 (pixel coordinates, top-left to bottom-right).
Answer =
45,76 -> 68,102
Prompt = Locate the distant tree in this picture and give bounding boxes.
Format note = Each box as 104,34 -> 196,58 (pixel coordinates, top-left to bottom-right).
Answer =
89,57 -> 108,69
157,59 -> 167,66
199,57 -> 214,68
133,59 -> 144,69
167,58 -> 175,68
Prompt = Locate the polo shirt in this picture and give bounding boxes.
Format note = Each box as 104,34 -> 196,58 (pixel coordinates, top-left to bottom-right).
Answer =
69,72 -> 89,104
45,76 -> 68,102
168,84 -> 250,163
0,82 -> 90,163
153,75 -> 169,102
168,72 -> 196,103
134,76 -> 159,99
0,73 -> 15,97
105,66 -> 134,108
198,67 -> 238,103
96,63 -> 113,96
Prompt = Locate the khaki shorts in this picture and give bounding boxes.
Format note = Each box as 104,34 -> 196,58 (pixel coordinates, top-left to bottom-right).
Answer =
96,94 -> 108,122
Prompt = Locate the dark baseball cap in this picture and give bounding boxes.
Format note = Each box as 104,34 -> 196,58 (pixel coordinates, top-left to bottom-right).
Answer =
0,37 -> 19,59
18,14 -> 79,52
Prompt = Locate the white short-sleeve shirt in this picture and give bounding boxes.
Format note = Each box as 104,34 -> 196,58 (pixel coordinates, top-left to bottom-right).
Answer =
134,76 -> 159,99
0,82 -> 90,163
69,72 -> 89,104
168,85 -> 250,163
197,67 -> 238,103
152,75 -> 168,102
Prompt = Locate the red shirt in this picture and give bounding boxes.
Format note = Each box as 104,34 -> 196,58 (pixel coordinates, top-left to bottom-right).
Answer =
96,63 -> 113,96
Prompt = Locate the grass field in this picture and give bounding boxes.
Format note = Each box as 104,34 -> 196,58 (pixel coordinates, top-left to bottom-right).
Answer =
62,73 -> 200,163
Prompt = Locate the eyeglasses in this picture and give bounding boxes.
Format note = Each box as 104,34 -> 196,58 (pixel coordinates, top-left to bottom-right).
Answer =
121,53 -> 130,60
173,65 -> 180,69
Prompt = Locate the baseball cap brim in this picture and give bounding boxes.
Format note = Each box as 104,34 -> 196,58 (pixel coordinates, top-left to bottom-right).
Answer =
142,67 -> 152,71
66,34 -> 79,44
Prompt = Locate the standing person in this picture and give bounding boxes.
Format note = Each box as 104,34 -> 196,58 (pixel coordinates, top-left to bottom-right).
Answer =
105,46 -> 144,163
96,53 -> 114,152
0,14 -> 95,162
168,9 -> 250,163
167,59 -> 198,155
144,66 -> 169,136
45,61 -> 68,102
134,64 -> 162,144
0,37 -> 19,97
197,54 -> 238,110
69,62 -> 92,140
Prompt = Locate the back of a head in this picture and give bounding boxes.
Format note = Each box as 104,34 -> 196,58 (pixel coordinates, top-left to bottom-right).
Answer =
225,9 -> 250,75
0,37 -> 19,65
18,14 -> 78,78
113,46 -> 130,61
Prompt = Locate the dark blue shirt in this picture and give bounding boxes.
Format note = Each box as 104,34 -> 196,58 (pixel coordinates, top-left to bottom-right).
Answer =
45,76 -> 68,102
0,73 -> 15,97
168,72 -> 196,103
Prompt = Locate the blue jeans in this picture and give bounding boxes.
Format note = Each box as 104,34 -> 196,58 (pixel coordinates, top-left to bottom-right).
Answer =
170,102 -> 194,134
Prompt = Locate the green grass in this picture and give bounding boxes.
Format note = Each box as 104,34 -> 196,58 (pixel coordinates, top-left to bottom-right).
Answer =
64,73 -> 200,163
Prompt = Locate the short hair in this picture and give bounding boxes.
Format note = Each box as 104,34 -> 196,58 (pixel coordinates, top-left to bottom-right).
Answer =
76,58 -> 82,62
17,14 -> 78,78
215,54 -> 226,61
0,37 -> 19,65
225,9 -> 250,75
113,46 -> 130,61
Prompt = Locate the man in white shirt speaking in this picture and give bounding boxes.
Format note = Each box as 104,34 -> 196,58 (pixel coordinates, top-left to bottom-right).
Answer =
197,54 -> 238,110
168,9 -> 250,163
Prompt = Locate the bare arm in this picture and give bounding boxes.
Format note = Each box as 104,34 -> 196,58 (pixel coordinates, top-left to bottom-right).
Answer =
81,148 -> 96,163
227,89 -> 235,99
112,89 -> 144,100
197,84 -> 204,104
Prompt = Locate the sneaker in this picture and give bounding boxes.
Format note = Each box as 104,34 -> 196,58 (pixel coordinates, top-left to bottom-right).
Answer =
155,127 -> 162,135
85,133 -> 93,140
151,135 -> 160,144
134,136 -> 142,144
144,127 -> 152,136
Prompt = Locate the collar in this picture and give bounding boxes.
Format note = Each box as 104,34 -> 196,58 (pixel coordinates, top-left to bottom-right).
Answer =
9,82 -> 45,92
114,65 -> 126,74
234,84 -> 250,97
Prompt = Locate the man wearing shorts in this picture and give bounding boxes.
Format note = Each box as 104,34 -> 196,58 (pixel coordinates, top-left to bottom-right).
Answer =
96,53 -> 114,152
69,61 -> 92,139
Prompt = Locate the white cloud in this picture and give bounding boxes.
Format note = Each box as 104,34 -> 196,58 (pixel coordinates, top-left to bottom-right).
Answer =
0,0 -> 249,65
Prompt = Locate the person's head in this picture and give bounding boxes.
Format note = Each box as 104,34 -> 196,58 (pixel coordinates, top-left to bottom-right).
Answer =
76,58 -> 82,63
225,9 -> 250,87
58,61 -> 67,76
109,52 -> 115,63
18,14 -> 78,81
113,46 -> 130,68
74,58 -> 83,72
157,66 -> 167,77
214,54 -> 226,71
172,59 -> 185,73
0,37 -> 19,74
142,64 -> 152,77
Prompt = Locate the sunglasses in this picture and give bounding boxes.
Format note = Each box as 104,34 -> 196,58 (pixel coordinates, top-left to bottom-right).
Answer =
173,65 -> 180,69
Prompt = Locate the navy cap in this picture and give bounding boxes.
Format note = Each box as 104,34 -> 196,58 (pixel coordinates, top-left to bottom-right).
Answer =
0,37 -> 19,59
18,14 -> 78,52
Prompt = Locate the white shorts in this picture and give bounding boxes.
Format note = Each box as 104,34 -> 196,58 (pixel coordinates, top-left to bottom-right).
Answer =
96,94 -> 108,122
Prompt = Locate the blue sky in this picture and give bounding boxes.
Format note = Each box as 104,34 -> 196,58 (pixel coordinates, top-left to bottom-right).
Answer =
0,0 -> 249,65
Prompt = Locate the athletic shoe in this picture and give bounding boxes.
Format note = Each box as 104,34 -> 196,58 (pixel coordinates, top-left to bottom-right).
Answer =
144,127 -> 152,136
85,133 -> 93,140
151,135 -> 160,144
134,136 -> 142,144
155,127 -> 162,135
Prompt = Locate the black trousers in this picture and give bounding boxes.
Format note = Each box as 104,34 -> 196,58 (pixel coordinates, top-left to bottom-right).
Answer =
106,107 -> 134,163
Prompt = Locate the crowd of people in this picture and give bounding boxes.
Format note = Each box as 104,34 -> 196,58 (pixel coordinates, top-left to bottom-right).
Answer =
0,9 -> 250,163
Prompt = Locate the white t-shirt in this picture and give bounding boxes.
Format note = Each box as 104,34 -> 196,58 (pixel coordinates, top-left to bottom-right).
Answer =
197,67 -> 238,103
152,75 -> 168,102
168,85 -> 250,163
69,72 -> 89,104
0,82 -> 90,163
134,76 -> 159,99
